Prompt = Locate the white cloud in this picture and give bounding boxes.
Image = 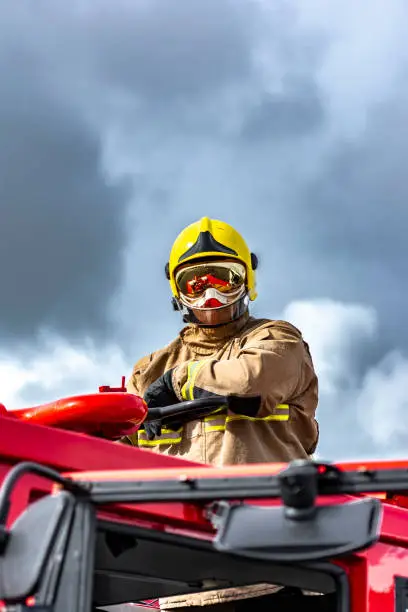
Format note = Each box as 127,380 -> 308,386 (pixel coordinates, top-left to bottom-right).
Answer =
0,339 -> 130,410
283,298 -> 377,394
356,350 -> 408,447
282,298 -> 408,459
293,0 -> 408,139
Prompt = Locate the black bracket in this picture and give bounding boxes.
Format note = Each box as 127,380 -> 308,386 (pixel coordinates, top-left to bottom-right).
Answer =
279,460 -> 319,520
278,460 -> 343,520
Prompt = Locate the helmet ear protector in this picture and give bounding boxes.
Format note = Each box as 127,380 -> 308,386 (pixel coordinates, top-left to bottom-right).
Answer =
250,253 -> 258,271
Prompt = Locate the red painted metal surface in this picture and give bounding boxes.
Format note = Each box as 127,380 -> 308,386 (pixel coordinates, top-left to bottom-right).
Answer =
3,416 -> 408,611
366,542 -> 408,612
61,462 -> 408,544
334,541 -> 408,612
0,416 -> 200,525
1,391 -> 147,440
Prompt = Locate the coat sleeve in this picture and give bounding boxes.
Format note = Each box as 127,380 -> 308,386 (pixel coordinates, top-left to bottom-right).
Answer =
126,354 -> 151,395
172,321 -> 316,417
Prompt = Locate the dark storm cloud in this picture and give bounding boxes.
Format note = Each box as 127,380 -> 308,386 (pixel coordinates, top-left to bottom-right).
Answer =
299,91 -> 408,355
85,0 -> 254,100
271,83 -> 408,459
0,0 -> 264,352
0,6 -> 132,348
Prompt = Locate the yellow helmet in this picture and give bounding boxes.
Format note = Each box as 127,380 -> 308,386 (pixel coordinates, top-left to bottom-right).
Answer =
165,217 -> 258,301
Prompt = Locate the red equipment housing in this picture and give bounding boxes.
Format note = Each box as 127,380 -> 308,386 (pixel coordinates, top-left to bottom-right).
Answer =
0,377 -> 147,440
1,384 -> 408,612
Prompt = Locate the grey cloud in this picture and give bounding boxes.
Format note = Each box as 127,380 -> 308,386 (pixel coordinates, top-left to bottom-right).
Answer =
0,11 -> 132,347
0,0 -> 264,354
275,88 -> 408,459
10,0 -> 255,107
2,0 -> 408,463
239,78 -> 326,141
16,379 -> 90,407
90,0 -> 408,387
87,0 -> 255,100
299,92 -> 408,351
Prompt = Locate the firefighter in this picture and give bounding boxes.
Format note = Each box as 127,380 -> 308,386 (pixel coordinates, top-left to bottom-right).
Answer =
122,216 -> 319,611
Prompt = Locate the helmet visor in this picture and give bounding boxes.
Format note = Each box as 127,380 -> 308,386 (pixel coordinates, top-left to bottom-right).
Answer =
175,261 -> 246,298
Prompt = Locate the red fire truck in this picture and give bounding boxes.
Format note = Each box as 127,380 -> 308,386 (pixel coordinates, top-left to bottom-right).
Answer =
1,381 -> 408,612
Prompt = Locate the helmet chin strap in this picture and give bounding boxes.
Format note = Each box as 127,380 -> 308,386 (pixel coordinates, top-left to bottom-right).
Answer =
172,294 -> 250,327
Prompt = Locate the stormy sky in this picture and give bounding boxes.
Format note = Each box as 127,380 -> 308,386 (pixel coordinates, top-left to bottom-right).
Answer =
1,0 -> 408,461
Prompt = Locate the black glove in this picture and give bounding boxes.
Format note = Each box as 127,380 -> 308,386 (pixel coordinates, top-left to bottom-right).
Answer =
226,394 -> 261,417
142,369 -> 181,440
143,419 -> 163,441
144,369 -> 178,408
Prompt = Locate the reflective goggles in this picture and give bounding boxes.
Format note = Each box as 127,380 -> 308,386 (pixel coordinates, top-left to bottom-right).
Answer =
175,261 -> 246,298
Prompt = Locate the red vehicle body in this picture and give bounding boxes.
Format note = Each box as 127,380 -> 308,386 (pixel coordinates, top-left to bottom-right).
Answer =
1,386 -> 408,612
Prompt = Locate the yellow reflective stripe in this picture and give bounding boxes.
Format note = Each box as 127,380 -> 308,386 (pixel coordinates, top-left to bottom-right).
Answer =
203,406 -> 227,431
180,361 -> 195,400
180,360 -> 209,400
138,427 -> 183,436
205,425 -> 226,432
137,426 -> 183,446
226,403 -> 289,422
138,437 -> 182,446
203,403 -> 290,431
203,406 -> 227,421
204,414 -> 227,432
227,414 -> 289,422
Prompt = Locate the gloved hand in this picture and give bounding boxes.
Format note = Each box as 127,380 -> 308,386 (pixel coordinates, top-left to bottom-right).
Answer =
143,419 -> 163,441
142,369 -> 181,440
144,368 -> 178,408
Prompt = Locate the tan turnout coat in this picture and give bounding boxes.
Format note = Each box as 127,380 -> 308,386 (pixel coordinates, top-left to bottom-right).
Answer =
122,311 -> 319,608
